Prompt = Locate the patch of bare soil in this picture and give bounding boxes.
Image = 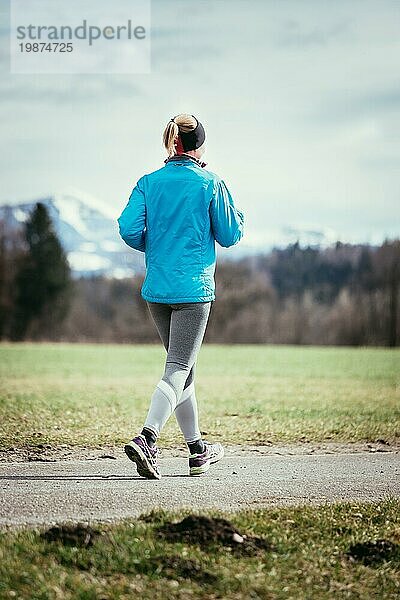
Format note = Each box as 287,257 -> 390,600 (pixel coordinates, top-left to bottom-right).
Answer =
347,539 -> 400,566
40,524 -> 101,547
0,440 -> 398,463
144,555 -> 218,584
156,515 -> 272,556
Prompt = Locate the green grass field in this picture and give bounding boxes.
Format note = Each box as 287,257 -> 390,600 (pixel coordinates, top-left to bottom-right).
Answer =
1,500 -> 399,599
1,344 -> 399,599
0,343 -> 399,449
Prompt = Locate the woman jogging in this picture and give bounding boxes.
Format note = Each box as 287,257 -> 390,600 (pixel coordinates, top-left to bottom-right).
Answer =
117,113 -> 244,479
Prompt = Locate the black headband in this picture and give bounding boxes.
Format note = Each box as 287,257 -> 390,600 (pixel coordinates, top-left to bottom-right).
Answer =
170,115 -> 206,151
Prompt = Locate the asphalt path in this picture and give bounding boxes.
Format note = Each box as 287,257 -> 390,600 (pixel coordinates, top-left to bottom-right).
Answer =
1,452 -> 399,528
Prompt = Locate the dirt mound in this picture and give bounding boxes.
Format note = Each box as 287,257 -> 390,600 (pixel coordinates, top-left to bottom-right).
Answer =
146,555 -> 218,583
41,524 -> 100,547
347,539 -> 400,566
156,515 -> 271,556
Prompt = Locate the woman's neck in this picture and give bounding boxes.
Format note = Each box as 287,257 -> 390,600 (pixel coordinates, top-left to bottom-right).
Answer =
164,153 -> 207,168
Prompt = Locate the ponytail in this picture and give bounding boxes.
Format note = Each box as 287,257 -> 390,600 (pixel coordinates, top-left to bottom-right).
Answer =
163,120 -> 180,157
162,113 -> 198,157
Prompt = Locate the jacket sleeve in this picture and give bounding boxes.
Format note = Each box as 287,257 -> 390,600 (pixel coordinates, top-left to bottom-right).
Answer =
209,178 -> 244,247
117,177 -> 146,252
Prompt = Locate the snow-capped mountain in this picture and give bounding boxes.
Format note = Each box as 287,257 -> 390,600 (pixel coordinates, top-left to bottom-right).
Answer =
0,190 -> 341,277
235,224 -> 340,254
0,190 -> 145,278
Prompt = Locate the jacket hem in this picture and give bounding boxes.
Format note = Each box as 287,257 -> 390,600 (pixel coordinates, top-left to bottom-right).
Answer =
141,292 -> 215,303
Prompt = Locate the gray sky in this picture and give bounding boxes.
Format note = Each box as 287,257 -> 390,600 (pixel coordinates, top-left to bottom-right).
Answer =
1,0 -> 399,248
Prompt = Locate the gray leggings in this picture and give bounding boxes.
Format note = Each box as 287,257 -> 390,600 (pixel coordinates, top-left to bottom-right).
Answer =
143,301 -> 212,441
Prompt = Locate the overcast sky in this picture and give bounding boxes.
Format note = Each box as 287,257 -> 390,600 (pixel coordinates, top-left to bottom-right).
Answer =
1,0 -> 399,248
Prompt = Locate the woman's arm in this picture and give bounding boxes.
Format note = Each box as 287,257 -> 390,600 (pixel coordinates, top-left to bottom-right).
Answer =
117,177 -> 146,253
209,178 -> 244,247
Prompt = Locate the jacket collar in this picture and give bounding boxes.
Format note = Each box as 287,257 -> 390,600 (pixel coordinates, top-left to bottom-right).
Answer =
164,154 -> 207,168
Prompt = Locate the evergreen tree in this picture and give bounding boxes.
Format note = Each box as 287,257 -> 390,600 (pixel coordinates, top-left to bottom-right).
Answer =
11,203 -> 72,340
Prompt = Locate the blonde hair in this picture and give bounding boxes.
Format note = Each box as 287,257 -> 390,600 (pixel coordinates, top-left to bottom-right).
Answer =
163,113 -> 198,157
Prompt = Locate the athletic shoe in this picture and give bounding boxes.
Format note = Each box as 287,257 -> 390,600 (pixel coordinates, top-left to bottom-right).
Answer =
124,434 -> 161,480
189,441 -> 224,476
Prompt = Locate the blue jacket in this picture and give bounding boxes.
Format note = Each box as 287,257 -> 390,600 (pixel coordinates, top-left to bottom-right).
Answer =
117,155 -> 245,303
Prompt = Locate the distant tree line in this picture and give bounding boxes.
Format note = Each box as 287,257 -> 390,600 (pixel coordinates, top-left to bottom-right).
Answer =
0,204 -> 399,346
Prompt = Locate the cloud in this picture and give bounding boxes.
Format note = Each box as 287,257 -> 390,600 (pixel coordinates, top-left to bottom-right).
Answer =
276,17 -> 352,47
0,75 -> 142,106
311,87 -> 400,125
347,88 -> 400,120
0,0 -> 399,246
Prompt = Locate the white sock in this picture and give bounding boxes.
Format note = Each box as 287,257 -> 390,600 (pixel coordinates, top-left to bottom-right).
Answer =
143,379 -> 177,436
174,382 -> 202,443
